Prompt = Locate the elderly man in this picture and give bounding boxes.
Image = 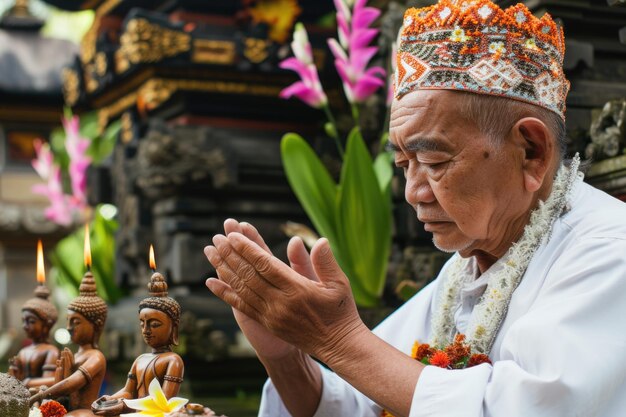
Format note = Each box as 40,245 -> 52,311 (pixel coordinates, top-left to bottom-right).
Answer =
204,0 -> 626,416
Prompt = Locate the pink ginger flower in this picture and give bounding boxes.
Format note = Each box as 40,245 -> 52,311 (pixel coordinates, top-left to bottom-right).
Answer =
62,115 -> 91,209
32,139 -> 54,180
328,0 -> 386,103
279,23 -> 328,108
31,115 -> 92,227
32,165 -> 73,226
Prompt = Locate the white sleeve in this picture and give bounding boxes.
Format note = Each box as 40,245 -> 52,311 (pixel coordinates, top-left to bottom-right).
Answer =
258,378 -> 292,417
312,367 -> 380,417
410,237 -> 626,417
257,366 -> 379,417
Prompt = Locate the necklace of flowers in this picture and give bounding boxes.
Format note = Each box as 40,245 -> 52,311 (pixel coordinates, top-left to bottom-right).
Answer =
430,154 -> 581,356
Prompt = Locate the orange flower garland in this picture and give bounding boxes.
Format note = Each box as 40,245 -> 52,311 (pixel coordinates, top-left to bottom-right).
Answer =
39,401 -> 67,417
380,335 -> 491,417
414,334 -> 492,369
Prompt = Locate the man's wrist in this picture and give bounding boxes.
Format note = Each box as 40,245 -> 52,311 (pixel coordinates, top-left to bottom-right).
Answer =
259,348 -> 310,375
316,320 -> 371,370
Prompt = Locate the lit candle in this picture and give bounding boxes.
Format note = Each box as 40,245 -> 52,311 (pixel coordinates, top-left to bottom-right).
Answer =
36,239 -> 45,285
84,224 -> 92,272
147,245 -> 168,296
149,244 -> 156,273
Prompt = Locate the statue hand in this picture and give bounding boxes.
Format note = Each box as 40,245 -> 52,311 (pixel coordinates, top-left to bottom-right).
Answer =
29,390 -> 45,407
206,219 -> 318,362
92,395 -> 124,415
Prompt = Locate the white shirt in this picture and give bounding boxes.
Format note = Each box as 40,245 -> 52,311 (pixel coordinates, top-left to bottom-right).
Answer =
258,179 -> 626,417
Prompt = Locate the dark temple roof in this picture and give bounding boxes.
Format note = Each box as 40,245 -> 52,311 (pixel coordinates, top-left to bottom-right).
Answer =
0,29 -> 78,95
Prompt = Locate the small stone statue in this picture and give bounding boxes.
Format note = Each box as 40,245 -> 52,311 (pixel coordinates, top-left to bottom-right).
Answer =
30,270 -> 108,417
586,98 -> 626,160
91,270 -> 184,416
8,284 -> 59,390
0,372 -> 30,417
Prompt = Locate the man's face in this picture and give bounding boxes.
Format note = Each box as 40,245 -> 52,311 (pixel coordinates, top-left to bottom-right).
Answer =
389,90 -> 529,258
67,310 -> 94,345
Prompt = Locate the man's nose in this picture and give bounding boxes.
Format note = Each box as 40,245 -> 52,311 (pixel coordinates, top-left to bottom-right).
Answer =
404,163 -> 435,206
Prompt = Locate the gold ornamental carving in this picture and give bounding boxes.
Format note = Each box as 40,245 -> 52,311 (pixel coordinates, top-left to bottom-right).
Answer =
97,77 -> 283,131
63,68 -> 80,107
95,52 -> 108,77
117,18 -> 191,72
244,37 -> 270,64
192,39 -> 236,65
120,112 -> 134,144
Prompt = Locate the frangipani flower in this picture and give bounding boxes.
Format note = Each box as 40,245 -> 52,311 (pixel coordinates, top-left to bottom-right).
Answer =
279,23 -> 328,108
328,0 -> 386,103
121,378 -> 188,417
29,407 -> 43,417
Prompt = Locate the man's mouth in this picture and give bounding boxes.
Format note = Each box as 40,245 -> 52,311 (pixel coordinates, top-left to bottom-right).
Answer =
421,221 -> 451,232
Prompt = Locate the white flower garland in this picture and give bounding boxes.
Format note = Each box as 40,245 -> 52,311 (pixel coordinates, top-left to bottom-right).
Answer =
29,407 -> 43,417
430,155 -> 581,355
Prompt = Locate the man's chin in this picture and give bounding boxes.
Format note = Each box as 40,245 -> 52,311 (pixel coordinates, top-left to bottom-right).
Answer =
432,235 -> 475,254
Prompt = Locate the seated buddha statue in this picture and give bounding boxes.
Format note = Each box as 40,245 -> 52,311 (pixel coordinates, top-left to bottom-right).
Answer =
8,284 -> 59,390
29,271 -> 108,417
91,271 -> 184,416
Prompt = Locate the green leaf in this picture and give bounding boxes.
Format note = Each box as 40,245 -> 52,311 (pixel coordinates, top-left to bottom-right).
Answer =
336,128 -> 392,307
373,151 -> 394,195
89,119 -> 121,165
281,133 -> 339,245
49,207 -> 124,304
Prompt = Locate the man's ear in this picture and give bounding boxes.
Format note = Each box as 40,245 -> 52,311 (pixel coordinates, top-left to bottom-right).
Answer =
510,117 -> 555,193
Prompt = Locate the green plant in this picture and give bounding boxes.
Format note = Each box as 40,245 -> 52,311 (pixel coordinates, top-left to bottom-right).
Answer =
282,130 -> 393,307
279,1 -> 394,307
49,205 -> 123,304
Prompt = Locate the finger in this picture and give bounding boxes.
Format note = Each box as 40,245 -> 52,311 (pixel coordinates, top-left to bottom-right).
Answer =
205,244 -> 268,312
228,232 -> 304,290
240,222 -> 272,253
310,238 -> 349,289
213,234 -> 280,292
223,218 -> 243,235
287,236 -> 318,282
224,219 -> 273,254
205,278 -> 261,320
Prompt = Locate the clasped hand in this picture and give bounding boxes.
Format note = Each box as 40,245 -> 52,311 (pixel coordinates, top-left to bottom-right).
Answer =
204,219 -> 366,363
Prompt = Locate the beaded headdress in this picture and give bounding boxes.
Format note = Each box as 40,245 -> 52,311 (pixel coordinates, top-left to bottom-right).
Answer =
138,272 -> 181,327
395,0 -> 569,119
67,271 -> 108,332
22,285 -> 58,327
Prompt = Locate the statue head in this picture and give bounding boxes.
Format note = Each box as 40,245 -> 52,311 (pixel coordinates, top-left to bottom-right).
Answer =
21,285 -> 58,342
138,272 -> 181,348
66,271 -> 107,348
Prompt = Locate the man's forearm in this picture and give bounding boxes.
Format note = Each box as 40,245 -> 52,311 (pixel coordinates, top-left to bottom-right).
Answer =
320,323 -> 424,417
260,350 -> 322,417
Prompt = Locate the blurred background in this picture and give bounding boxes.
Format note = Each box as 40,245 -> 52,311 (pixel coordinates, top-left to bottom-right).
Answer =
0,0 -> 625,415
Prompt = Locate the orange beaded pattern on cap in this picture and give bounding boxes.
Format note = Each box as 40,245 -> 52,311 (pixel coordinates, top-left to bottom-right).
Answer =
395,0 -> 569,119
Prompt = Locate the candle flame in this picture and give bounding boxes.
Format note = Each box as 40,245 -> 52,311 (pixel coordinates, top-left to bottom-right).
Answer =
149,244 -> 156,270
84,224 -> 92,269
36,239 -> 45,284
